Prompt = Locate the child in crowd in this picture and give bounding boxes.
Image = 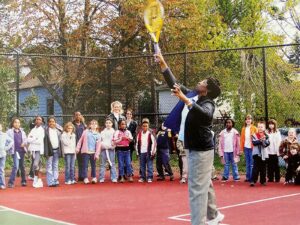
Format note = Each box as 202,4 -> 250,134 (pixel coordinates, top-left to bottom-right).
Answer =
113,119 -> 133,183
218,118 -> 240,182
279,128 -> 300,163
45,116 -> 62,187
27,116 -> 45,188
240,114 -> 258,182
250,122 -> 270,187
284,144 -> 300,185
156,123 -> 174,181
176,129 -> 188,184
76,120 -> 101,184
61,122 -> 77,185
6,118 -> 26,188
136,118 -> 156,183
266,119 -> 282,182
98,118 -> 117,183
0,123 -> 13,189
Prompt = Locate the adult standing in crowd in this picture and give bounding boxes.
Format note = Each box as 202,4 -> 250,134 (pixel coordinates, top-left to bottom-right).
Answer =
156,53 -> 224,225
107,101 -> 126,130
72,111 -> 86,182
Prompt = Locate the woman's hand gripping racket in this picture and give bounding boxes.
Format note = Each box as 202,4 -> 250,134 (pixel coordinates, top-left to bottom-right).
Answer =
144,0 -> 164,54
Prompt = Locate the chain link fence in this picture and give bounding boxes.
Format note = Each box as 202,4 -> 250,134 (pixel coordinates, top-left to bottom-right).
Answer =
1,43 -> 300,131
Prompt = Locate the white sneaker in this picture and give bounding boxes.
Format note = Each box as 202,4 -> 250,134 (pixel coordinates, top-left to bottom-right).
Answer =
138,178 -> 145,183
206,212 -> 224,225
112,179 -> 117,183
147,178 -> 152,183
71,180 -> 77,184
180,178 -> 187,184
84,178 -> 90,184
33,179 -> 43,188
65,181 -> 72,185
99,179 -> 105,183
91,177 -> 97,184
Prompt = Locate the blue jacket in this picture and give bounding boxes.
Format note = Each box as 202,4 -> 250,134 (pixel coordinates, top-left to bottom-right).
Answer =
163,68 -> 198,133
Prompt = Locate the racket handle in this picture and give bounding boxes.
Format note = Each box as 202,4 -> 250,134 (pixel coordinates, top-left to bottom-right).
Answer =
154,42 -> 161,54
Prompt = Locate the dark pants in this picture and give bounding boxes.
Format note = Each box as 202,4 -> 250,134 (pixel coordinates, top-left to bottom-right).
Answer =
77,152 -> 84,180
251,155 -> 266,184
156,148 -> 173,178
29,155 -> 34,178
267,154 -> 280,182
82,153 -> 96,178
9,152 -> 26,184
176,150 -> 183,177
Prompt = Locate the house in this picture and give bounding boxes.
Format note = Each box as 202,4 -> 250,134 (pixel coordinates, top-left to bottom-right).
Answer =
18,74 -> 63,124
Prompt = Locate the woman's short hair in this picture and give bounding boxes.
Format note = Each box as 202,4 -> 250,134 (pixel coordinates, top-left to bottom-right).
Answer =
206,77 -> 221,99
110,101 -> 124,114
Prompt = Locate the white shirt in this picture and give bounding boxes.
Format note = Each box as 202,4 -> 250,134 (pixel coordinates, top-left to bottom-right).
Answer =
27,126 -> 45,154
223,129 -> 234,153
49,128 -> 59,149
266,131 -> 282,155
244,126 -> 252,148
178,95 -> 198,142
100,128 -> 115,149
140,131 -> 150,153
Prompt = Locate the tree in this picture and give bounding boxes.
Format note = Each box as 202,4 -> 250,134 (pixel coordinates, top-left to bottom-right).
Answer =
0,59 -> 16,126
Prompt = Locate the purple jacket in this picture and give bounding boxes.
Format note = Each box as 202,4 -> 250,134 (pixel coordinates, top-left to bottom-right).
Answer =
218,128 -> 240,157
6,128 -> 27,154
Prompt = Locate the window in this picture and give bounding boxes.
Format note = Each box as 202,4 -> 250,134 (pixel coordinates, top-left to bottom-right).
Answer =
47,98 -> 54,115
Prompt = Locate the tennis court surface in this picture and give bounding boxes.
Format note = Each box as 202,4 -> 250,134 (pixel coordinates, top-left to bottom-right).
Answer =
0,175 -> 299,225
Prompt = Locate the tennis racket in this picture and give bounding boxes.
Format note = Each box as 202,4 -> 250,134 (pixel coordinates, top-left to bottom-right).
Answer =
144,0 -> 164,54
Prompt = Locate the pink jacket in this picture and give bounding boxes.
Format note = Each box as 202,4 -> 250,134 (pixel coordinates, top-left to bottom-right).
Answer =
76,130 -> 101,156
218,128 -> 240,157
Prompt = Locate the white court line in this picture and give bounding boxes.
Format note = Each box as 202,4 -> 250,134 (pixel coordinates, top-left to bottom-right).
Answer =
168,192 -> 300,222
0,205 -> 77,225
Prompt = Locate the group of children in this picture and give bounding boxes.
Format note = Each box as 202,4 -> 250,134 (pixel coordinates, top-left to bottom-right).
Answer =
218,115 -> 300,186
1,106 -> 300,189
0,101 -> 178,189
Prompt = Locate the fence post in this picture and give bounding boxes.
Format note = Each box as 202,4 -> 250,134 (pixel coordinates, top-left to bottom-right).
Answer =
183,52 -> 187,86
106,58 -> 112,114
262,47 -> 268,124
16,52 -> 20,117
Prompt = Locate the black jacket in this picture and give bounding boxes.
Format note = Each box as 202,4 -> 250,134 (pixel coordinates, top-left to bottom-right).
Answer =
162,68 -> 215,151
184,96 -> 215,151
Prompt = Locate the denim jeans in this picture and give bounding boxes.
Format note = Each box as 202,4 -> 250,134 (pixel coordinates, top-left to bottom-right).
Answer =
139,152 -> 154,180
244,147 -> 253,181
46,150 -> 59,185
188,149 -> 218,225
64,154 -> 76,182
223,152 -> 240,180
9,152 -> 26,184
82,153 -> 96,178
99,149 -> 117,181
0,156 -> 6,186
117,150 -> 132,177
